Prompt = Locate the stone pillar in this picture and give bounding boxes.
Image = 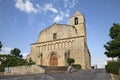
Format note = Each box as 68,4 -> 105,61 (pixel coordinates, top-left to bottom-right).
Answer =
48,44 -> 50,50
36,46 -> 39,54
69,41 -> 72,48
52,43 -> 54,50
57,43 -> 59,49
40,45 -> 42,52
50,44 -> 52,50
44,45 -> 46,51
59,42 -> 62,49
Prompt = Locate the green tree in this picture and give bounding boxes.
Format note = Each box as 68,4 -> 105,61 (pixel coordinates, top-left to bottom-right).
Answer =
0,54 -> 32,72
10,48 -> 23,58
0,54 -> 16,71
0,47 -> 36,72
104,23 -> 120,61
109,23 -> 120,39
0,41 -> 2,51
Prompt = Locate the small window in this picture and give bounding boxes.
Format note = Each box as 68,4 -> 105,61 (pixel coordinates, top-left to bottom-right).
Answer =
74,17 -> 78,25
53,33 -> 57,40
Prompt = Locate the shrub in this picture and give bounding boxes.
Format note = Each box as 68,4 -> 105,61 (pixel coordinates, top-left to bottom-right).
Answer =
0,65 -> 4,72
72,64 -> 81,69
105,62 -> 120,75
27,59 -> 35,65
67,58 -> 75,66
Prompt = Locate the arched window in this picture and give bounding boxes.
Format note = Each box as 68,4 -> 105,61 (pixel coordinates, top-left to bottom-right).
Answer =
74,17 -> 78,25
53,33 -> 57,40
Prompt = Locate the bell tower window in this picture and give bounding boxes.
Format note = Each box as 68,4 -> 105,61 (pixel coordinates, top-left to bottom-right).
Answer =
53,33 -> 57,40
74,17 -> 78,25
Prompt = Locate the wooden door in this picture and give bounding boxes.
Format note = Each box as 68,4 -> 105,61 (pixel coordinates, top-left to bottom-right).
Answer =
50,53 -> 58,67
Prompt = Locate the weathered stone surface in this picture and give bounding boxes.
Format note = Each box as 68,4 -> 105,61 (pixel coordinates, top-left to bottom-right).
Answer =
0,69 -> 112,80
4,65 -> 45,75
27,10 -> 91,69
111,74 -> 120,80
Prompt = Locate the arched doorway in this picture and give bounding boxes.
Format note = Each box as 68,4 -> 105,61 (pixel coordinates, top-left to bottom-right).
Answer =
49,53 -> 58,67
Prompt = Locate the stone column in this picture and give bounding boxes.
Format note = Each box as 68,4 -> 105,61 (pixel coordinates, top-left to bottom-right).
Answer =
40,45 -> 42,52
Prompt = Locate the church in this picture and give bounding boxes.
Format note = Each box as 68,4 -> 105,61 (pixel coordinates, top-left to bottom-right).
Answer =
27,10 -> 91,69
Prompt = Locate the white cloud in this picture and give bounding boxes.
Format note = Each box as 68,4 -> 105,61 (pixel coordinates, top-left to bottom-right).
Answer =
43,3 -> 58,13
97,62 -> 107,68
15,1 -> 58,14
0,47 -> 28,59
63,0 -> 78,8
65,13 -> 69,17
107,57 -> 118,61
53,15 -> 63,22
1,47 -> 13,54
93,59 -> 107,68
15,0 -> 38,14
22,52 -> 29,59
53,11 -> 70,22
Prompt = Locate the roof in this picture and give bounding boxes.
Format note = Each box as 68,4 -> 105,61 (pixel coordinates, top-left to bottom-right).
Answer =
69,10 -> 82,18
74,10 -> 81,16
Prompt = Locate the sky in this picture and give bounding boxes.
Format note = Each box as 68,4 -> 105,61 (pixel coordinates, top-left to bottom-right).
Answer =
0,0 -> 120,68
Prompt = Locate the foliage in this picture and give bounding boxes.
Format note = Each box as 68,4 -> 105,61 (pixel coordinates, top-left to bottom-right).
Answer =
10,48 -> 23,58
109,23 -> 120,39
105,62 -> 120,75
0,53 -> 35,72
0,41 -> 2,51
72,64 -> 81,69
0,54 -> 14,71
67,58 -> 75,66
0,43 -> 35,72
27,59 -> 35,65
104,23 -> 120,60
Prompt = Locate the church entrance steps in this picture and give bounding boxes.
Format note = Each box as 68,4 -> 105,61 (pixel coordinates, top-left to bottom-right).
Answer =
39,65 -> 68,73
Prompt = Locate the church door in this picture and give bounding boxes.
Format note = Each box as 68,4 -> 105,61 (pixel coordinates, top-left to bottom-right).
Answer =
50,53 -> 58,67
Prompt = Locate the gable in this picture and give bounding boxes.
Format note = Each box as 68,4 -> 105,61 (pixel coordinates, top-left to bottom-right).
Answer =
37,23 -> 77,42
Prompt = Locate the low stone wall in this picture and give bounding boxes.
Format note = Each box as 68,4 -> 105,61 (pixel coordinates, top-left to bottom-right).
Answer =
0,72 -> 4,75
111,74 -> 120,80
4,65 -> 45,75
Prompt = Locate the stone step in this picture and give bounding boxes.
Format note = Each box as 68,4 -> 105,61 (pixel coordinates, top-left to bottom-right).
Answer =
39,65 -> 68,73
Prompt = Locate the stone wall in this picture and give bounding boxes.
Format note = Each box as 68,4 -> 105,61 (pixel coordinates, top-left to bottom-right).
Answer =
111,74 -> 120,80
4,65 -> 45,75
27,10 -> 91,69
37,24 -> 77,43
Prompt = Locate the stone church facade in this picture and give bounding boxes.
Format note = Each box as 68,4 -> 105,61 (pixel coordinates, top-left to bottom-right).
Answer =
27,10 -> 91,69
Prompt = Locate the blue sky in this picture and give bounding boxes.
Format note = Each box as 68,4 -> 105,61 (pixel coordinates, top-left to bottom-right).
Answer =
0,0 -> 120,68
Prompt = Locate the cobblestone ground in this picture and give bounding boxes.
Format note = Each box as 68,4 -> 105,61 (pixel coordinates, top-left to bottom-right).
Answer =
0,69 -> 112,80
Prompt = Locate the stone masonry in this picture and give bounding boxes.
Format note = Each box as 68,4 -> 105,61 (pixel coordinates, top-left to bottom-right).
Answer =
27,10 -> 91,69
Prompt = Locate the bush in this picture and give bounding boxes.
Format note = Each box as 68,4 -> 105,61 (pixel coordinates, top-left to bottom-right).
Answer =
72,64 -> 81,69
67,58 -> 75,66
0,65 -> 5,72
105,62 -> 120,75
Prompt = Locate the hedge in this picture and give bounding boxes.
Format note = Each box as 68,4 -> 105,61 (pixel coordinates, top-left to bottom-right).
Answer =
72,64 -> 81,69
105,62 -> 120,75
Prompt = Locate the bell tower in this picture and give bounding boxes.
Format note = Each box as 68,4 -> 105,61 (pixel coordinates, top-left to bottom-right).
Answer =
69,10 -> 86,40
